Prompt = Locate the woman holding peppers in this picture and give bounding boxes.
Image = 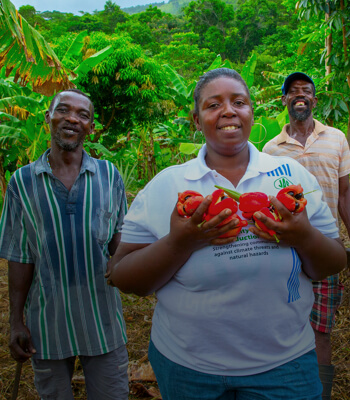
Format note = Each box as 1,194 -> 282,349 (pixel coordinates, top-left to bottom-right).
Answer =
107,68 -> 346,400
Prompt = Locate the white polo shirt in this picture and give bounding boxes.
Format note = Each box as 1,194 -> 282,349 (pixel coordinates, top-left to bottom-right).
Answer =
121,143 -> 338,376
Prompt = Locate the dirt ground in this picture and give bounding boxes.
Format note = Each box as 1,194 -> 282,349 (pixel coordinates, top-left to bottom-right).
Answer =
0,226 -> 350,400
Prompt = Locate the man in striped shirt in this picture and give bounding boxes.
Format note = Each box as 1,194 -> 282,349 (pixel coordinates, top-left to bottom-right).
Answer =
263,72 -> 350,400
0,89 -> 129,399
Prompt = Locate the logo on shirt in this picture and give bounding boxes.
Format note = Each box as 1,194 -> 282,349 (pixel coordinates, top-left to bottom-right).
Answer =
273,177 -> 294,190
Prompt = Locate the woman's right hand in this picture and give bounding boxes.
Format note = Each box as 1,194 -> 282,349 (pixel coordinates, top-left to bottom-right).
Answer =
108,195 -> 242,295
168,194 -> 241,253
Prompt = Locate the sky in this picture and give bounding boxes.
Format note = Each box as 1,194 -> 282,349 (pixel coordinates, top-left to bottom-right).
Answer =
10,0 -> 168,14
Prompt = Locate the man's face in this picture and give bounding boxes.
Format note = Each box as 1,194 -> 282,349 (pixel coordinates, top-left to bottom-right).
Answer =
282,80 -> 317,121
45,91 -> 95,152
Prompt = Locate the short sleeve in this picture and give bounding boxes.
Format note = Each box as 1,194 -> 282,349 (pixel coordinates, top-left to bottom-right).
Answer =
115,177 -> 128,234
0,178 -> 33,263
338,133 -> 350,178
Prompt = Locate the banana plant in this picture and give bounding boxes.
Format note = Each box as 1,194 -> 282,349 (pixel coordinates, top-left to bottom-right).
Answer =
0,0 -> 74,96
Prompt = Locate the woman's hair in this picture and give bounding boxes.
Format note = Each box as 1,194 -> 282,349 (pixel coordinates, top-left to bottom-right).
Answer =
193,68 -> 251,115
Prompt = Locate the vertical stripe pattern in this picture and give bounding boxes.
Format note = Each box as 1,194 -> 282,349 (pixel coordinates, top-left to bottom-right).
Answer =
287,248 -> 301,303
0,150 -> 128,359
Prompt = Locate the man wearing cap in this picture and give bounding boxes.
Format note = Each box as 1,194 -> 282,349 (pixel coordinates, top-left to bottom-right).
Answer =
263,72 -> 350,399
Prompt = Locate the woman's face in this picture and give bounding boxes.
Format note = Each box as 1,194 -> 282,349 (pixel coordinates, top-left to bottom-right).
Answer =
193,77 -> 254,157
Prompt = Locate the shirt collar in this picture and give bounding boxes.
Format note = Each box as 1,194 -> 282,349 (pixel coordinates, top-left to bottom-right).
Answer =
184,142 -> 281,181
277,119 -> 326,144
35,149 -> 97,175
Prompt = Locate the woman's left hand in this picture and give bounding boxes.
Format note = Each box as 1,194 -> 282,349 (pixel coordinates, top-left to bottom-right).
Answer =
249,196 -> 313,247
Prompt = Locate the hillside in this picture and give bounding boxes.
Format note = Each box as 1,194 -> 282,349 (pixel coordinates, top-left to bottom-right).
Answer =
122,0 -> 238,15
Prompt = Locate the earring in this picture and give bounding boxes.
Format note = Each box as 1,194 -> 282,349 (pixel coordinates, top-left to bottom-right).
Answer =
193,130 -> 204,144
249,122 -> 267,144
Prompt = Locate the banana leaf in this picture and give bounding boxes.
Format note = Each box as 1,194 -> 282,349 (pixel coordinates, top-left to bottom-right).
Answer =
0,0 -> 74,96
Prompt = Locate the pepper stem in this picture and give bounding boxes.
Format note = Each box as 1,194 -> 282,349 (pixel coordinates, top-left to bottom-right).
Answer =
303,189 -> 318,196
197,220 -> 206,228
214,185 -> 242,201
273,234 -> 280,243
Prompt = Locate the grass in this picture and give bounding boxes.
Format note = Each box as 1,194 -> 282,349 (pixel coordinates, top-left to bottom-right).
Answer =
0,225 -> 349,399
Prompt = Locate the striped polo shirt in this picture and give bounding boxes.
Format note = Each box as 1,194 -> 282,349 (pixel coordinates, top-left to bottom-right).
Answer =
263,119 -> 350,221
0,150 -> 128,359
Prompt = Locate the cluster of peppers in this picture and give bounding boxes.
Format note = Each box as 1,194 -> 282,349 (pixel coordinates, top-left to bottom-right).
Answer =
177,184 -> 307,240
177,189 -> 248,238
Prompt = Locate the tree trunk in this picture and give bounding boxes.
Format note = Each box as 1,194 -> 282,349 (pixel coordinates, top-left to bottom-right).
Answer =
340,0 -> 350,91
325,7 -> 334,126
325,12 -> 332,88
340,0 -> 350,141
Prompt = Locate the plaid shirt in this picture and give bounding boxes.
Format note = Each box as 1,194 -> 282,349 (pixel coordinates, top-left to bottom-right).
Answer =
0,150 -> 127,359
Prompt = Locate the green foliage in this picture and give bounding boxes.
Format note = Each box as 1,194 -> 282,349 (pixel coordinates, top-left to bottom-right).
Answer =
249,116 -> 281,151
0,80 -> 50,168
156,33 -> 216,79
0,0 -> 74,95
114,160 -> 137,192
1,0 -> 350,201
184,0 -> 236,58
77,32 -> 174,147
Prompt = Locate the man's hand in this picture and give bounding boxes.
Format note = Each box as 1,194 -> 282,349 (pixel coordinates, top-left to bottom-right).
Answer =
9,324 -> 36,363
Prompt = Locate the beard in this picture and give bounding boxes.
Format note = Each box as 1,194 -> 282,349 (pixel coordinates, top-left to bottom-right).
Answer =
52,131 -> 85,151
289,99 -> 312,121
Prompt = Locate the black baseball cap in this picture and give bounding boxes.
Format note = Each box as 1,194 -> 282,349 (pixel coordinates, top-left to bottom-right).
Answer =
281,72 -> 316,95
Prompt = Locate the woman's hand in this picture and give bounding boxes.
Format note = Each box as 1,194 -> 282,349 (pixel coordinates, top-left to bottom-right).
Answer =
249,196 -> 312,247
250,196 -> 346,280
168,194 -> 242,252
107,195 -> 244,295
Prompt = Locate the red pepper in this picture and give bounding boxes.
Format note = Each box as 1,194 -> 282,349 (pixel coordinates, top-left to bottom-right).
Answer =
204,189 -> 238,220
238,192 -> 270,219
252,207 -> 280,242
276,185 -> 307,213
177,189 -> 244,238
177,190 -> 204,217
215,185 -> 269,220
217,213 -> 248,238
203,189 -> 243,238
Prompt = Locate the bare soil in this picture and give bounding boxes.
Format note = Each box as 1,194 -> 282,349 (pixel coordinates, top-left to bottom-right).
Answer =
1,225 -> 349,400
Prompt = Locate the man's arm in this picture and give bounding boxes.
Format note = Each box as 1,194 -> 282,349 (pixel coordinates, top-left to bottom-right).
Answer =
8,261 -> 36,362
338,174 -> 350,238
108,232 -> 121,257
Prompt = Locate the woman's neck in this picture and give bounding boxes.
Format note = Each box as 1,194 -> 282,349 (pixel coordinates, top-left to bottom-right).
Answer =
205,145 -> 250,187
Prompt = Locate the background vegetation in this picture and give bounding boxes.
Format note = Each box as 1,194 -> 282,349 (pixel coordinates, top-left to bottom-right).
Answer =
1,0 -> 349,204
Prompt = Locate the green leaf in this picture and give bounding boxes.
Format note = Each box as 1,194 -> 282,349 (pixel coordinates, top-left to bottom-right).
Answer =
0,111 -> 20,122
241,52 -> 257,88
73,45 -> 114,77
276,107 -> 290,129
249,116 -> 281,151
179,142 -> 203,155
163,63 -> 189,99
62,30 -> 88,64
0,0 -> 74,95
339,100 -> 349,112
84,142 -> 113,157
207,55 -> 223,71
